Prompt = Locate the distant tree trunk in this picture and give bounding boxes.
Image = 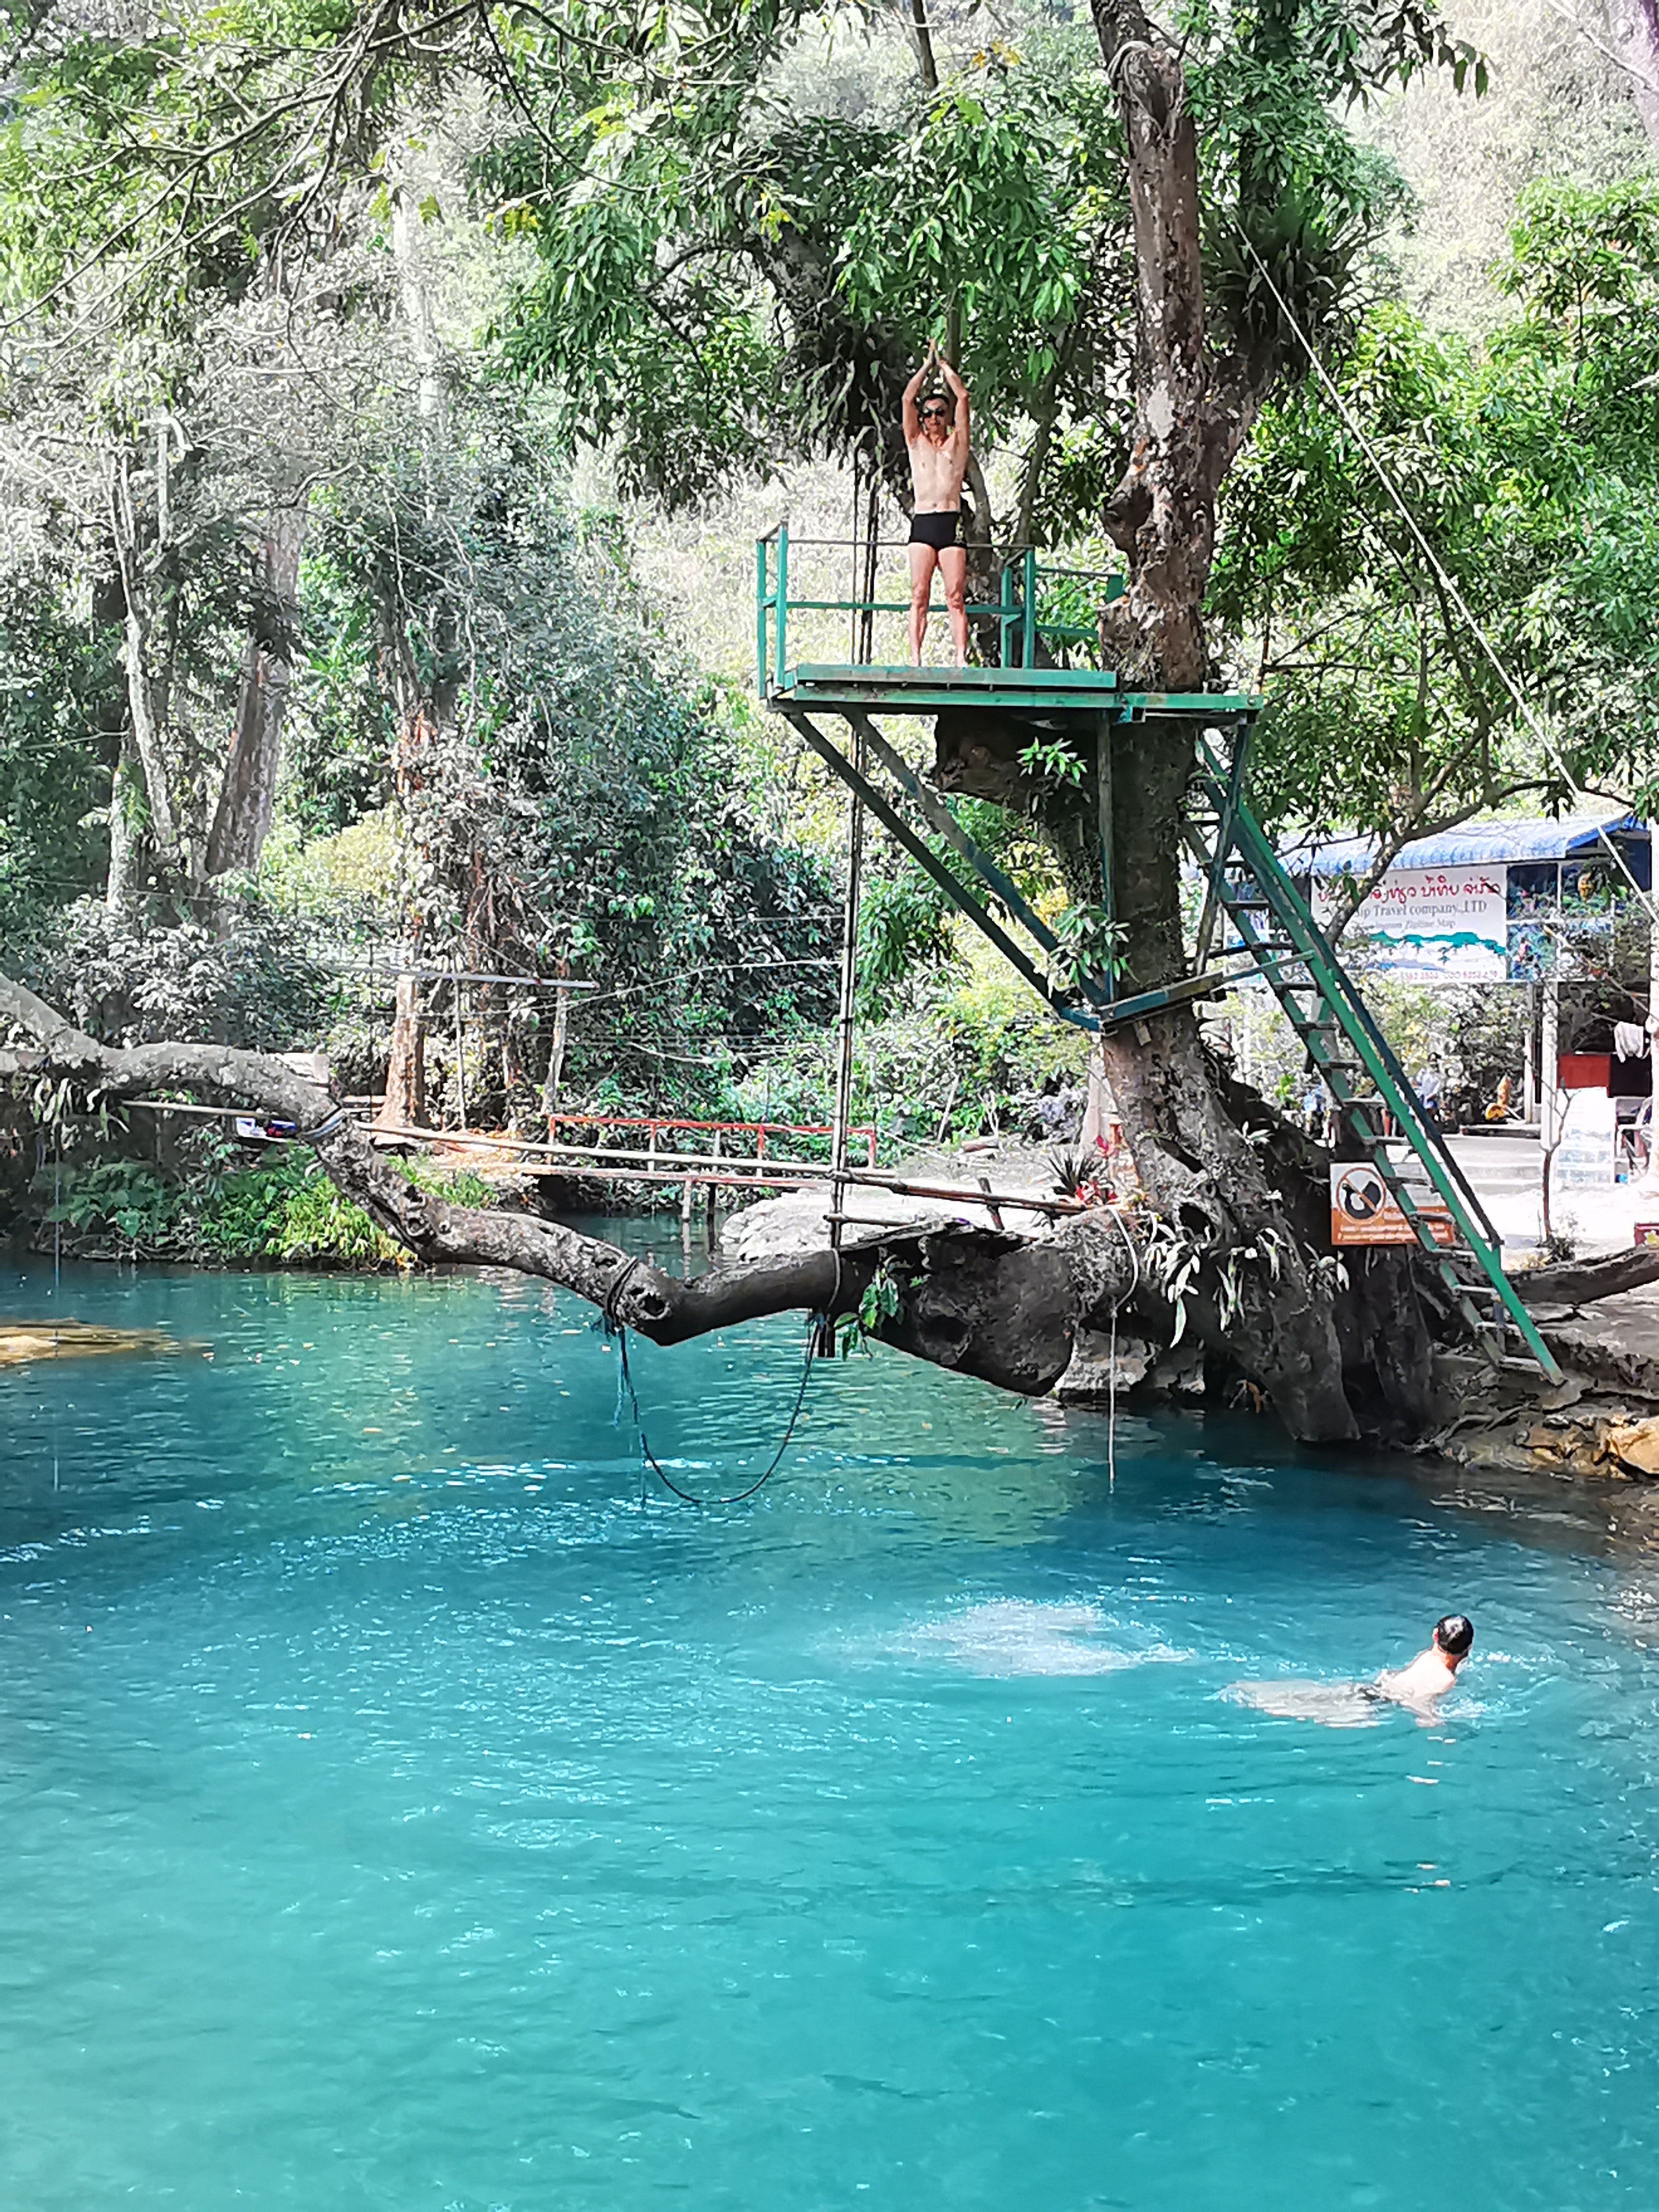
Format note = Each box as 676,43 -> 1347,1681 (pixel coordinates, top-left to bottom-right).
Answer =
104,725 -> 144,910
1607,0 -> 1659,144
377,972 -> 426,1129
540,969 -> 573,1117
906,0 -> 939,91
365,182 -> 458,1136
105,436 -> 182,889
207,499 -> 308,880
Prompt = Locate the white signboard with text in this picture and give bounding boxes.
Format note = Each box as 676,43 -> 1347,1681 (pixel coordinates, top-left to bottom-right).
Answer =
1313,864 -> 1508,980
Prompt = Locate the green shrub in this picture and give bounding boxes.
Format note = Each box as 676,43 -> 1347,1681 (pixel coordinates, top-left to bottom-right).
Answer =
41,1145 -> 404,1268
391,1157 -> 502,1209
39,1159 -> 181,1255
189,1150 -> 404,1267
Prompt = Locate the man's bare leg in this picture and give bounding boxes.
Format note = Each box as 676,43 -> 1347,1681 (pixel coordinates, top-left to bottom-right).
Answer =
908,542 -> 938,665
938,546 -> 969,667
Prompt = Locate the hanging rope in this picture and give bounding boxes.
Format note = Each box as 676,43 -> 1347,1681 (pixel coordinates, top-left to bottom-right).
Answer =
857,442 -> 880,665
1103,1205 -> 1141,1491
613,1316 -> 820,1506
600,1252 -> 822,1504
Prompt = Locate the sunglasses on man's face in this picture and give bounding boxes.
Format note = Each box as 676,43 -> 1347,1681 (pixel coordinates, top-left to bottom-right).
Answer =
921,404 -> 950,420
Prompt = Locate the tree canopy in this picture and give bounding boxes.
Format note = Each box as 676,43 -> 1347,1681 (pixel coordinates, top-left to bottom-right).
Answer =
1217,173 -> 1659,893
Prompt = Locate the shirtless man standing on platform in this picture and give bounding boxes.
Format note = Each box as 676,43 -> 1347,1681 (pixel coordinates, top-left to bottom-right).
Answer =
902,341 -> 971,666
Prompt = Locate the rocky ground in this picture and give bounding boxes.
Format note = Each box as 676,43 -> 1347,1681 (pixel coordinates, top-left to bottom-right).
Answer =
717,1135 -> 1075,1260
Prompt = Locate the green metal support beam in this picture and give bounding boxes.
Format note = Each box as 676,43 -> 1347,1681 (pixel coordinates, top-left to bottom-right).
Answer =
780,709 -> 1096,1032
844,712 -> 1066,964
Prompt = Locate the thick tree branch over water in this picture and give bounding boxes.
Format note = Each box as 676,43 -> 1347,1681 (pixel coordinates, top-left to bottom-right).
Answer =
0,976 -> 1143,1398
9,976 -> 1646,1434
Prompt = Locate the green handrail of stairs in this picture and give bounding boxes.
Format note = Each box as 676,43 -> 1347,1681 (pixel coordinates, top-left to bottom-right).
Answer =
1189,732 -> 1563,1386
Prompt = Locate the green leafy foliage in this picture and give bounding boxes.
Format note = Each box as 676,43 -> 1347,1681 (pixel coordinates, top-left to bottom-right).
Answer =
292,397 -> 841,1117
834,1254 -> 907,1357
1046,903 -> 1125,992
38,1141 -> 402,1266
1214,174 -> 1659,860
0,556 -> 124,905
3,899 -> 332,1049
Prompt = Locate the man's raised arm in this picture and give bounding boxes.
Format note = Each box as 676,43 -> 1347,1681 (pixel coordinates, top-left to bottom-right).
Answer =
937,350 -> 970,451
901,342 -> 935,442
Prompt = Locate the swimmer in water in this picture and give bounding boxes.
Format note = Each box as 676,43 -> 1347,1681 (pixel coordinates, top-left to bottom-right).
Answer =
1229,1613 -> 1475,1727
1372,1613 -> 1474,1708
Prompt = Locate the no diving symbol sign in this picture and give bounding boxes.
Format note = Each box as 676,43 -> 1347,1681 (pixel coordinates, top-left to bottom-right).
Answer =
1335,1166 -> 1388,1224
1328,1162 -> 1456,1248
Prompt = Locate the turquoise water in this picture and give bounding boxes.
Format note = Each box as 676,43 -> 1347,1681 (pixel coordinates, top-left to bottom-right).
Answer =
3,1251 -> 1658,2209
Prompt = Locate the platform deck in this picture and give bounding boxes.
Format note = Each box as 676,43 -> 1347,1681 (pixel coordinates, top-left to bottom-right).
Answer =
768,664 -> 1256,719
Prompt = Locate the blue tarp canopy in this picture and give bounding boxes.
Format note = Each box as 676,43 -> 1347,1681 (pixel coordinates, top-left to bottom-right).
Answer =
1283,810 -> 1648,877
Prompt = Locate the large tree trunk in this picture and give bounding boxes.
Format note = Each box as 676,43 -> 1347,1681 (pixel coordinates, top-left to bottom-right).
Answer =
932,3 -> 1397,1442
377,972 -> 426,1129
206,500 -> 308,879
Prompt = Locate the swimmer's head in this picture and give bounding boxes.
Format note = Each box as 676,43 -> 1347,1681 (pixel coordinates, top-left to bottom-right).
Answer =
1433,1613 -> 1474,1662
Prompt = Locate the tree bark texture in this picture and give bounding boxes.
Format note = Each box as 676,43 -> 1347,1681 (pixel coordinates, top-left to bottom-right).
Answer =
1608,0 -> 1659,144
105,442 -> 182,884
377,972 -> 427,1130
207,499 -> 309,879
104,727 -> 144,911
540,973 -> 572,1118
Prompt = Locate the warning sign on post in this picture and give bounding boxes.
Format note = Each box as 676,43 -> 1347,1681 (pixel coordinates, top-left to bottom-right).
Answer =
1328,1163 -> 1455,1247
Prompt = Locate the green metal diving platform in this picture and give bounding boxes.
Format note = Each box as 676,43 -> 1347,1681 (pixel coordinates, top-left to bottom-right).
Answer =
756,523 -> 1252,721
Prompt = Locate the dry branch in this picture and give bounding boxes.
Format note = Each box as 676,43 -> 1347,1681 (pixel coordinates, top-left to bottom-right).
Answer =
1515,1244 -> 1659,1309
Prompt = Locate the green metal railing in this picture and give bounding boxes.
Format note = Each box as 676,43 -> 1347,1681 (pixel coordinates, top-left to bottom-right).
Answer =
755,525 -> 1125,692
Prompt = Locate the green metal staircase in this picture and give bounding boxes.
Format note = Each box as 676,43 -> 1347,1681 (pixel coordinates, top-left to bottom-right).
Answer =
1185,730 -> 1563,1385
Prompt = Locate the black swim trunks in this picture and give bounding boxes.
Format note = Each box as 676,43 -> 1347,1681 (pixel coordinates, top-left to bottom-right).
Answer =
909,509 -> 963,552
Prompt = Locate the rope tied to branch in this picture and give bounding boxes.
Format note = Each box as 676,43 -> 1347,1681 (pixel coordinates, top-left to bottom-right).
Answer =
602,1253 -> 645,1329
598,1249 -> 820,1505
298,1104 -> 353,1145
